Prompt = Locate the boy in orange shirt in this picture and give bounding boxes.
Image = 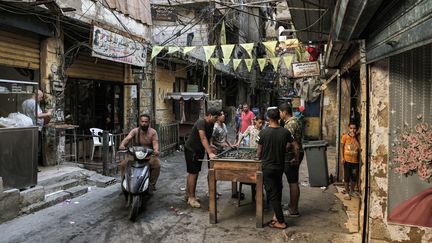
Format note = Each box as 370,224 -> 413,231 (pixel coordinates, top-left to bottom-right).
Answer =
340,121 -> 360,200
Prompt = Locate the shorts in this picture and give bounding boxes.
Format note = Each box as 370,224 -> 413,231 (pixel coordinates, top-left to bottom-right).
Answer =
344,162 -> 359,183
185,147 -> 204,174
284,151 -> 304,184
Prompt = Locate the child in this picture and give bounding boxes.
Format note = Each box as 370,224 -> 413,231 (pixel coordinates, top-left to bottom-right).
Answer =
235,115 -> 264,148
340,121 -> 360,200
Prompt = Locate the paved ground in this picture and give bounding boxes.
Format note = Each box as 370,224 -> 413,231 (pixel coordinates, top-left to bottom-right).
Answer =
0,144 -> 360,243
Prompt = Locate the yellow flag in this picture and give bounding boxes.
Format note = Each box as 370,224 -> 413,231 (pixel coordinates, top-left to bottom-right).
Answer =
223,58 -> 231,66
221,44 -> 235,59
151,46 -> 164,60
203,45 -> 216,61
270,57 -> 280,70
257,58 -> 266,72
244,59 -> 254,72
167,46 -> 180,54
233,59 -> 242,71
283,55 -> 294,69
240,43 -> 254,58
220,20 -> 226,45
284,39 -> 299,48
263,41 -> 278,57
210,58 -> 219,66
183,46 -> 195,55
295,46 -> 306,62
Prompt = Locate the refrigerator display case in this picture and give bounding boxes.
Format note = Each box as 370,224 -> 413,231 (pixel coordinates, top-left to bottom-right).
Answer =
0,79 -> 38,189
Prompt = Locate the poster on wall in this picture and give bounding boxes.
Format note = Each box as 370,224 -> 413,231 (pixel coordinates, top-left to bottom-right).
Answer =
92,26 -> 147,67
292,61 -> 320,78
151,5 -> 177,22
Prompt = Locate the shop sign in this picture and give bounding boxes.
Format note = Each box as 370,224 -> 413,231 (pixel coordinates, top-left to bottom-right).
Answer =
292,61 -> 320,78
151,5 -> 177,22
92,26 -> 147,67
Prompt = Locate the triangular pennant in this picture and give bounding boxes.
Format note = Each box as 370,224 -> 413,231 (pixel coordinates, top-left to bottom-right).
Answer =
203,45 -> 216,61
220,20 -> 226,45
263,41 -> 278,57
295,46 -> 306,62
183,46 -> 196,55
221,44 -> 235,59
257,58 -> 267,72
283,55 -> 294,69
223,58 -> 231,66
233,59 -> 242,71
210,58 -> 219,67
151,46 -> 164,60
244,59 -> 254,72
284,39 -> 299,48
270,57 -> 280,70
240,43 -> 254,58
167,46 -> 180,54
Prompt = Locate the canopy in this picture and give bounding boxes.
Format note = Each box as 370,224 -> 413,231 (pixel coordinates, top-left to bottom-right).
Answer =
165,92 -> 208,101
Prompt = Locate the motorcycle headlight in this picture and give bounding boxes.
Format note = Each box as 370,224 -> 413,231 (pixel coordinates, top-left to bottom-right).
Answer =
135,151 -> 146,160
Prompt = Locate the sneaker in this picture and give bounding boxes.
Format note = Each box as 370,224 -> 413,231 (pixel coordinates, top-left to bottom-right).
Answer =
187,197 -> 201,208
344,194 -> 351,200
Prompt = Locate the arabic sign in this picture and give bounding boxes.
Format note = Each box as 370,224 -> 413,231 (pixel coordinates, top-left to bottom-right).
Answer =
92,26 -> 147,67
292,61 -> 320,78
151,4 -> 177,22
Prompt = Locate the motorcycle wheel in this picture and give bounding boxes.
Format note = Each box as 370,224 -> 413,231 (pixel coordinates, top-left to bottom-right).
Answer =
129,195 -> 141,221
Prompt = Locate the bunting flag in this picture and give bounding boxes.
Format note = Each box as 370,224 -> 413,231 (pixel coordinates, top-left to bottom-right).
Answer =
257,58 -> 267,72
283,55 -> 294,69
233,59 -> 242,71
270,57 -> 280,71
263,41 -> 278,57
151,46 -> 164,60
223,58 -> 231,66
295,46 -> 306,62
167,46 -> 180,54
220,20 -> 226,45
240,43 -> 254,58
203,45 -> 216,61
183,46 -> 195,55
221,44 -> 235,59
210,58 -> 219,67
244,59 -> 254,72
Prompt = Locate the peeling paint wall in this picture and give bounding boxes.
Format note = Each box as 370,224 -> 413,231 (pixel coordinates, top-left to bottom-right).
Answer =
368,59 -> 432,242
322,80 -> 337,145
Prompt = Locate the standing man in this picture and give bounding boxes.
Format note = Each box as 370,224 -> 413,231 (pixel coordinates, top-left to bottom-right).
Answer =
22,90 -> 52,168
239,103 -> 255,145
119,114 -> 160,191
257,108 -> 294,230
279,103 -> 302,217
184,107 -> 221,208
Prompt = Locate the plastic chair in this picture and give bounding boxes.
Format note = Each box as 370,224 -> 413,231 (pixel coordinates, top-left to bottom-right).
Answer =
89,128 -> 115,160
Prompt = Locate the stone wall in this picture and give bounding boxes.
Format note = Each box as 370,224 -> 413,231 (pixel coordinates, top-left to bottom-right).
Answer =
322,80 -> 338,145
367,59 -> 432,242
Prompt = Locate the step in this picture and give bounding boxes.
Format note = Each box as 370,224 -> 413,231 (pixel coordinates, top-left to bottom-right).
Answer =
44,179 -> 80,194
87,174 -> 116,188
64,186 -> 88,198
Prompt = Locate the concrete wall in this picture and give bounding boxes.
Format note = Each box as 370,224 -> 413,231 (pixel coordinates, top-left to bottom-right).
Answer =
367,59 -> 432,242
322,80 -> 338,145
155,65 -> 187,124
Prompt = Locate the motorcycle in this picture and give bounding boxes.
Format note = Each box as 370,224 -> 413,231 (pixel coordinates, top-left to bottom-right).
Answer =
119,146 -> 153,221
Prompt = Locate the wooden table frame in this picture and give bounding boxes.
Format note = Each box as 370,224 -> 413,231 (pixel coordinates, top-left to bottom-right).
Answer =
208,158 -> 263,228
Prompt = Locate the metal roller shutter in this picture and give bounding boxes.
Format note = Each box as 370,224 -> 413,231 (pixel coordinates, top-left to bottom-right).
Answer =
66,53 -> 124,82
0,28 -> 40,69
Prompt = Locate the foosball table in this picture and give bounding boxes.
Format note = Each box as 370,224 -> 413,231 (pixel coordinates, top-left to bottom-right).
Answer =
208,148 -> 263,228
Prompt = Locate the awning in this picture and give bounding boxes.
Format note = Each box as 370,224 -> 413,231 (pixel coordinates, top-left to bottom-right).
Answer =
165,92 -> 208,101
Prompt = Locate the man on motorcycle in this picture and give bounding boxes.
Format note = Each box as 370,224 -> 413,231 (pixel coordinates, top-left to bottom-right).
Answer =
119,114 -> 160,191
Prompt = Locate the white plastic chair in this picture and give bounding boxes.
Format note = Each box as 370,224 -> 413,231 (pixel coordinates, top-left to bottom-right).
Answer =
89,128 -> 115,161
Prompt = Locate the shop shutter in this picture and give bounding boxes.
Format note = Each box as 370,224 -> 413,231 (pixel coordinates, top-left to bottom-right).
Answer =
66,53 -> 124,82
0,28 -> 40,69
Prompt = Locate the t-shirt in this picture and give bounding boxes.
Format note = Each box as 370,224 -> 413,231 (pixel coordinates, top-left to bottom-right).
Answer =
257,127 -> 293,170
283,117 -> 304,156
240,125 -> 260,148
240,111 -> 255,133
22,98 -> 43,130
212,122 -> 228,149
185,119 -> 213,153
128,127 -> 158,150
341,134 -> 360,163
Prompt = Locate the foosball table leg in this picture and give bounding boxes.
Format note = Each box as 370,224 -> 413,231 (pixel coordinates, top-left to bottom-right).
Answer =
231,181 -> 238,198
256,171 -> 263,228
209,169 -> 217,224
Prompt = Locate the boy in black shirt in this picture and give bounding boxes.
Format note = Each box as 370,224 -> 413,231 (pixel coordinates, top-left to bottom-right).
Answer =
257,108 -> 296,229
184,108 -> 221,208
